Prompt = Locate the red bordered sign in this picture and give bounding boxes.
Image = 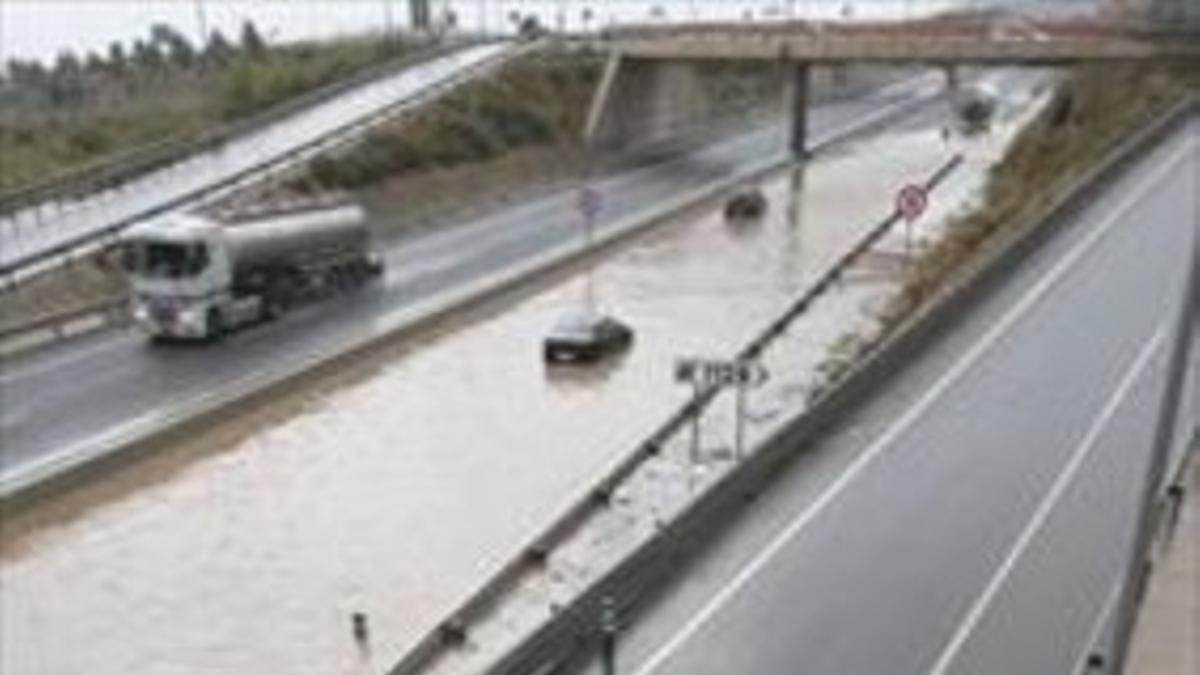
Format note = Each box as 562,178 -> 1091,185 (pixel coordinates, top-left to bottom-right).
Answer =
896,184 -> 929,222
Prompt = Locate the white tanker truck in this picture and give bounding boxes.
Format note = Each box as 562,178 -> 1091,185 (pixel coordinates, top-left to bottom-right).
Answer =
120,204 -> 381,341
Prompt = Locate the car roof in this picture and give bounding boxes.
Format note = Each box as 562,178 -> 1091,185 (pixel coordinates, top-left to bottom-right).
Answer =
552,310 -> 604,330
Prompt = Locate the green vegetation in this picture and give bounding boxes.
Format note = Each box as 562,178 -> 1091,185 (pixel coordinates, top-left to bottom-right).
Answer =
0,22 -> 411,192
891,64 -> 1189,316
293,47 -> 603,192
811,64 -> 1194,395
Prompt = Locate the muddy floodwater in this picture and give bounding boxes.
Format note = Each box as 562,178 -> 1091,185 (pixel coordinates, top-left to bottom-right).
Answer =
0,90 -> 1038,675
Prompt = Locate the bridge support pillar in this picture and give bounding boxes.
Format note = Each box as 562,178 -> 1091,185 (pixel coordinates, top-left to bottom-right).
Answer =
788,62 -> 810,160
944,65 -> 960,93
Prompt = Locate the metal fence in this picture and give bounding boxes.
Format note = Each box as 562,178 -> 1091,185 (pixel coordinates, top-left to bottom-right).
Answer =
382,94 -> 1198,675
0,39 -> 516,289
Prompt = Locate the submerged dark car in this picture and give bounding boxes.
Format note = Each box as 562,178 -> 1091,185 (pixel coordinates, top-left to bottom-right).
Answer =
724,188 -> 768,221
543,311 -> 634,363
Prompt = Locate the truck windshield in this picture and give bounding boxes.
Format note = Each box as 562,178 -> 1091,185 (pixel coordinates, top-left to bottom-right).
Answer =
124,241 -> 209,280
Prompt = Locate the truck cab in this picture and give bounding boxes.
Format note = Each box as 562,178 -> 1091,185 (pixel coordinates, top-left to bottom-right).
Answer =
121,205 -> 379,342
122,216 -> 257,340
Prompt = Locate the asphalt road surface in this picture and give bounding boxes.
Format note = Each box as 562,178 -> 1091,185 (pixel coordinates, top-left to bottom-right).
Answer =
0,73 -> 948,486
575,120 -> 1199,675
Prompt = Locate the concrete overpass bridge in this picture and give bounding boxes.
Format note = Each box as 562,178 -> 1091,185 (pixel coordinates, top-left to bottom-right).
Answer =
586,15 -> 1200,157
610,20 -> 1200,65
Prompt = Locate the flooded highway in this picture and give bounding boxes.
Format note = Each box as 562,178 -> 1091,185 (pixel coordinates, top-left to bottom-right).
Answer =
0,74 -> 1049,675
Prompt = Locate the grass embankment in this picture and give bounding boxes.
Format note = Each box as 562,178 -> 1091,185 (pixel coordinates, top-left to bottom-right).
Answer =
0,22 -> 412,193
814,64 -> 1196,389
0,46 -> 605,332
284,45 -> 604,230
279,49 -> 783,234
0,49 -> 877,338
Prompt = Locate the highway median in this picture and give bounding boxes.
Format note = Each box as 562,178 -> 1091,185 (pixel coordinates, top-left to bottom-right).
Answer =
373,67 -> 1197,675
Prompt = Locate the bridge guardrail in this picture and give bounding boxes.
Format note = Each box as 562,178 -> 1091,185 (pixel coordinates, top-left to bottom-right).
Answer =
0,37 -> 457,217
0,300 -> 125,355
384,93 -> 1197,675
0,39 -> 519,287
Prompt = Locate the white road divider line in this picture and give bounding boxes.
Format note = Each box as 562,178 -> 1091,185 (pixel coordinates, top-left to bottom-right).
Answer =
925,322 -> 1168,675
1066,564 -> 1128,675
630,135 -> 1194,675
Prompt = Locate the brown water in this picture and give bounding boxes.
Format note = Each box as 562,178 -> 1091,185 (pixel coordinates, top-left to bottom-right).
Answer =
1,124 -> 990,675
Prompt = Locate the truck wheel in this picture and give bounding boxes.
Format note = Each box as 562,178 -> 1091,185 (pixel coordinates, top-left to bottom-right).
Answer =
262,299 -> 283,322
206,309 -> 226,341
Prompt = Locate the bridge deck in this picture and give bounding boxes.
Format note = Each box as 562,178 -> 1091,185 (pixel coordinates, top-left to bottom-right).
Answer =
612,20 -> 1200,64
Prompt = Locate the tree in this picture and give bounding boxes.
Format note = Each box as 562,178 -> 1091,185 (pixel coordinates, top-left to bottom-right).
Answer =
150,23 -> 197,68
205,29 -> 235,65
240,20 -> 266,58
6,59 -> 48,91
107,42 -> 128,73
85,51 -> 106,75
132,39 -> 165,71
49,50 -> 86,106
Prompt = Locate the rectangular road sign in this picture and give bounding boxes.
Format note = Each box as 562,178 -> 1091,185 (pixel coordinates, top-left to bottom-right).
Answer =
675,357 -> 768,389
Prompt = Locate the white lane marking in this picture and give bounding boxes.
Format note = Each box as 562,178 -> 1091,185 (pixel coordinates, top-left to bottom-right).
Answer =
926,323 -> 1168,675
1068,570 -> 1126,675
0,76 -> 932,390
630,139 -> 1194,675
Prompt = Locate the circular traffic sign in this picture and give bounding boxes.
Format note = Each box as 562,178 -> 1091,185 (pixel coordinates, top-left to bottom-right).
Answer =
896,184 -> 928,222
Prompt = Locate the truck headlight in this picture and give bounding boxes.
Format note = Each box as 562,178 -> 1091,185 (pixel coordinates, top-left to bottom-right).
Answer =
178,307 -> 205,327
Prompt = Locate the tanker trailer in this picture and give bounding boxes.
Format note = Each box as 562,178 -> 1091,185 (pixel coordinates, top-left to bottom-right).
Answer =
120,204 -> 381,341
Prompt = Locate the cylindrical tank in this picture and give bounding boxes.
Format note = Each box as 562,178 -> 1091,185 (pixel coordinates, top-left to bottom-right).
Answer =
222,204 -> 368,273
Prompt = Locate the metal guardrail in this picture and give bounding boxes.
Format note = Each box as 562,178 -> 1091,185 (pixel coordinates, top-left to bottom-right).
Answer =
0,38 -> 450,216
383,95 -> 1198,675
0,39 -> 517,287
612,31 -> 1200,64
0,300 -> 125,348
383,152 -> 965,675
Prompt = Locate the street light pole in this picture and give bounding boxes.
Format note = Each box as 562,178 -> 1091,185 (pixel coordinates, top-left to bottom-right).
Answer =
194,0 -> 208,44
382,0 -> 394,42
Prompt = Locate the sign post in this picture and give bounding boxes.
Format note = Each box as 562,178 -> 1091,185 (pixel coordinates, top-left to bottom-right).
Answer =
675,357 -> 770,462
578,185 -> 602,311
895,183 -> 929,264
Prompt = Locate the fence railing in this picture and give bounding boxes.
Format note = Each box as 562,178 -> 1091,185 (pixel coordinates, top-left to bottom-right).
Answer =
0,38 -> 454,217
383,151 -> 964,675
0,39 -> 516,289
383,93 -> 1198,675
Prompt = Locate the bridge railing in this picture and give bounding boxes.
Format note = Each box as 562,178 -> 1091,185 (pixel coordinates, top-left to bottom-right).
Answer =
0,39 -> 516,292
0,38 -> 456,220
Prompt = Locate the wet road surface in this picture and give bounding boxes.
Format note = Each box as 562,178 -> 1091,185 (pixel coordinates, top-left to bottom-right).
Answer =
0,43 -> 511,272
0,71 -> 1021,675
574,120 -> 1199,675
0,72 -> 950,485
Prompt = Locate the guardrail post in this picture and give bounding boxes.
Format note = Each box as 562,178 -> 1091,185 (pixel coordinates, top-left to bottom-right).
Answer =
734,381 -> 748,460
788,60 -> 810,159
689,382 -> 703,466
600,596 -> 618,675
1106,152 -> 1199,674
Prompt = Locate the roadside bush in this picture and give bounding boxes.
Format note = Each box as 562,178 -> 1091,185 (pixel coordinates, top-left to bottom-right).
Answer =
0,25 -> 410,192
294,49 -> 602,193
